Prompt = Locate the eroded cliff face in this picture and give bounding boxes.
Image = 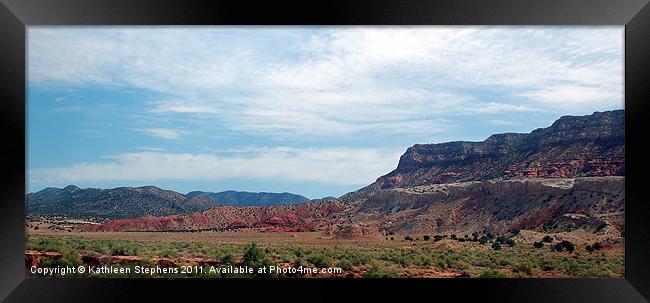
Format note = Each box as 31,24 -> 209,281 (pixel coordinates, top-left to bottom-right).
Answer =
353,177 -> 624,235
362,110 -> 623,192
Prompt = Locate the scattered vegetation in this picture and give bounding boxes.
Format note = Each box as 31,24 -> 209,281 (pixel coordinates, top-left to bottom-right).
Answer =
25,234 -> 623,278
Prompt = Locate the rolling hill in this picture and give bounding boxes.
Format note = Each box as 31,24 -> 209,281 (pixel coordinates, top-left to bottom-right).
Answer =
185,190 -> 309,206
26,186 -> 312,219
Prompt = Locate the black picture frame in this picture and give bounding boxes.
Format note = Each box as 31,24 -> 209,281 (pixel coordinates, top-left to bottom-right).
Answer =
1,0 -> 649,302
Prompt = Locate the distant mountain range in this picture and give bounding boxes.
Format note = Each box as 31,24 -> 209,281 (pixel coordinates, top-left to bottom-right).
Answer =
26,186 -> 314,219
186,190 -> 310,207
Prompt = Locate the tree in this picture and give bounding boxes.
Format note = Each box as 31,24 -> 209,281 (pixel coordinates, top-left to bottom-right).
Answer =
243,243 -> 265,265
450,234 -> 457,240
496,236 -> 508,244
505,238 -> 515,247
423,235 -> 431,241
222,253 -> 234,264
542,235 -> 554,243
491,241 -> 501,250
404,236 -> 414,241
561,240 -> 574,252
533,241 -> 544,248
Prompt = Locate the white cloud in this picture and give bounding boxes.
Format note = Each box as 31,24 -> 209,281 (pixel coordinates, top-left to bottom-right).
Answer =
137,128 -> 186,139
148,100 -> 223,114
134,146 -> 166,152
28,27 -> 624,139
29,148 -> 402,186
465,102 -> 538,114
518,85 -> 622,107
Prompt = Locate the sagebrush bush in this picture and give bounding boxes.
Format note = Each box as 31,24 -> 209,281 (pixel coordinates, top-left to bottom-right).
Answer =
479,268 -> 507,278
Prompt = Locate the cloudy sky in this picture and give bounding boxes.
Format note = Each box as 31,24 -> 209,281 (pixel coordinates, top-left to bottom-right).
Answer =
27,26 -> 623,198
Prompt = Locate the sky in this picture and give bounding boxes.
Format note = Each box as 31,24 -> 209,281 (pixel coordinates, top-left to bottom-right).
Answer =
27,26 -> 624,199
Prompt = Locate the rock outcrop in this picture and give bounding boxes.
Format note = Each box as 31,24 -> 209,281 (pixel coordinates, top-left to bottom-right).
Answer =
342,110 -> 624,201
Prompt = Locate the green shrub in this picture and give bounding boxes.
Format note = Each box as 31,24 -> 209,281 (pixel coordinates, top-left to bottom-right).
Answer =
505,239 -> 516,247
307,253 -> 331,268
222,253 -> 234,264
243,243 -> 265,265
337,259 -> 354,271
243,243 -> 275,277
293,258 -> 304,267
159,249 -> 178,258
363,264 -> 398,278
541,260 -> 556,271
514,261 -> 535,275
479,268 -> 507,278
404,236 -> 414,241
533,241 -> 544,248
423,235 -> 430,241
542,235 -> 554,243
109,242 -> 139,256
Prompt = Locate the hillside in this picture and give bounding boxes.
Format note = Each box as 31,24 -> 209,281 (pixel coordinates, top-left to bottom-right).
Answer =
25,185 -> 219,219
26,186 -> 317,219
349,177 -> 624,236
86,200 -> 344,232
186,190 -> 309,207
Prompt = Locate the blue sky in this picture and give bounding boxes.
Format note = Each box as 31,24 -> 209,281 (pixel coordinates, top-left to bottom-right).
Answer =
27,27 -> 624,198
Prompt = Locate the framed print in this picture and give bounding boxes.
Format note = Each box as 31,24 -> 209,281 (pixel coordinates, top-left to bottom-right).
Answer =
1,0 -> 649,302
